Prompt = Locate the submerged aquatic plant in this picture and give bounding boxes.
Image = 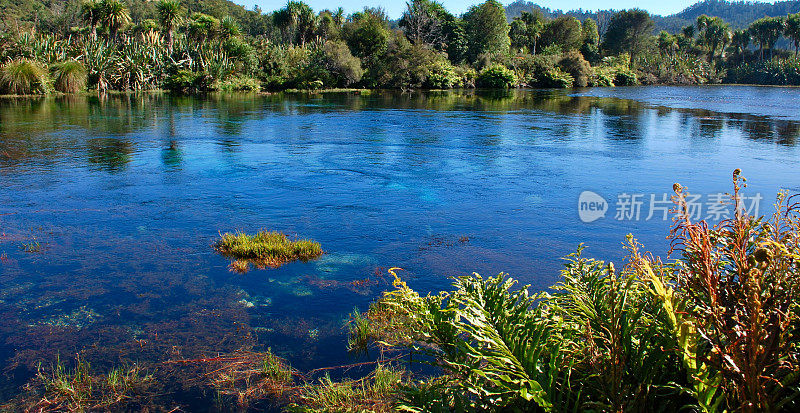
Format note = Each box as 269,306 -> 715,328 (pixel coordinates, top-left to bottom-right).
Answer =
214,230 -> 323,268
347,307 -> 372,352
0,60 -> 50,95
287,364 -> 404,412
20,240 -> 42,253
203,349 -> 402,411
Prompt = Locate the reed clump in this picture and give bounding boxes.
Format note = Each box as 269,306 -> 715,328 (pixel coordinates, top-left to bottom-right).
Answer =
0,60 -> 50,95
15,355 -> 155,412
214,230 -> 322,268
50,61 -> 87,93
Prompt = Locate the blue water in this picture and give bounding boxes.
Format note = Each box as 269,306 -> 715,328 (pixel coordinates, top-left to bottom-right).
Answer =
0,87 -> 798,402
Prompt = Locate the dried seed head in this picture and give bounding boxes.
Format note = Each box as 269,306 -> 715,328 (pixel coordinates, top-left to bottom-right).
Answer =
673,183 -> 682,193
754,248 -> 770,263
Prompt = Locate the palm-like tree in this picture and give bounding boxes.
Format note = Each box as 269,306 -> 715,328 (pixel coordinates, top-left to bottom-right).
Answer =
188,13 -> 220,69
81,0 -> 103,40
157,0 -> 182,52
100,0 -> 131,40
696,15 -> 730,62
786,12 -> 800,56
657,31 -> 678,55
520,10 -> 544,56
333,7 -> 345,27
750,16 -> 785,60
274,1 -> 317,46
731,29 -> 750,63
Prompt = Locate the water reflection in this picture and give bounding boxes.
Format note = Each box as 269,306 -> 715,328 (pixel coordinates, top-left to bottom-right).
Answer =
87,137 -> 133,171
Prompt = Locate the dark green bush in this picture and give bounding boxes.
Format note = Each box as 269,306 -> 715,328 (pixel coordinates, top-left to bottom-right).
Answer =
558,51 -> 593,87
163,69 -> 213,93
614,68 -> 638,86
321,40 -> 364,87
725,57 -> 800,85
535,67 -> 574,88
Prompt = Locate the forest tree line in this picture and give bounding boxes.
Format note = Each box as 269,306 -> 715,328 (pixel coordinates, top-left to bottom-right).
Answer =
1,0 -> 800,94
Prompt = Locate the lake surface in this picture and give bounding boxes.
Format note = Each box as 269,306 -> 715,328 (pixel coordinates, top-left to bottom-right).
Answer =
1,86 -> 799,404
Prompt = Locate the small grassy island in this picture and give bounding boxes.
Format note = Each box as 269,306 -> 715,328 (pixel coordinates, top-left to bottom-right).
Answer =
214,230 -> 323,270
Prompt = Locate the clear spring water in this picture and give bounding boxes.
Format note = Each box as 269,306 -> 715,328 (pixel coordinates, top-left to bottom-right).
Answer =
0,86 -> 798,403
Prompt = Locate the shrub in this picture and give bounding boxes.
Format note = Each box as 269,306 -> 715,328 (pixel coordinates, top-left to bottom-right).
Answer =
214,75 -> 261,92
222,38 -> 258,74
535,67 -> 574,88
425,63 -> 461,89
476,64 -> 515,88
259,44 -> 314,90
635,52 -> 716,85
580,42 -> 601,64
455,66 -> 477,88
50,60 -> 87,93
558,51 -> 593,87
592,70 -> 615,86
163,69 -> 212,93
725,57 -> 800,85
321,40 -> 364,87
613,68 -> 638,86
297,79 -> 324,90
0,59 -> 50,94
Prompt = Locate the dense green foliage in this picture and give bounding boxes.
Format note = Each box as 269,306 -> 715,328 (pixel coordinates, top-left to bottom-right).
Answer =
2,0 -> 800,94
355,171 -> 800,412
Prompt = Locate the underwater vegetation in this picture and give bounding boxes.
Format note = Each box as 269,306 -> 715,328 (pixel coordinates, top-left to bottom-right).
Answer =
6,170 -> 800,413
20,240 -> 41,253
9,355 -> 156,412
215,230 -> 323,269
203,349 -> 403,412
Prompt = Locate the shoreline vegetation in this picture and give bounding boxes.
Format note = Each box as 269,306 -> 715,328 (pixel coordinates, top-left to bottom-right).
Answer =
2,1 -> 800,96
5,170 -> 800,412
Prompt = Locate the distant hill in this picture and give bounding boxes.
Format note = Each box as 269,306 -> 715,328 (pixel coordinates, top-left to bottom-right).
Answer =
3,0 -> 799,36
504,0 -> 800,33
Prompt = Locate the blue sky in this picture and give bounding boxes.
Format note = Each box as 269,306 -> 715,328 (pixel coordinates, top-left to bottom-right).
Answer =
241,0 -> 778,19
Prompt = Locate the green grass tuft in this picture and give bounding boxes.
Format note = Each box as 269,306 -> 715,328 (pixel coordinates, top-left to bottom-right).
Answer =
347,307 -> 372,353
0,60 -> 50,95
214,230 -> 322,268
51,60 -> 87,93
261,348 -> 293,383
